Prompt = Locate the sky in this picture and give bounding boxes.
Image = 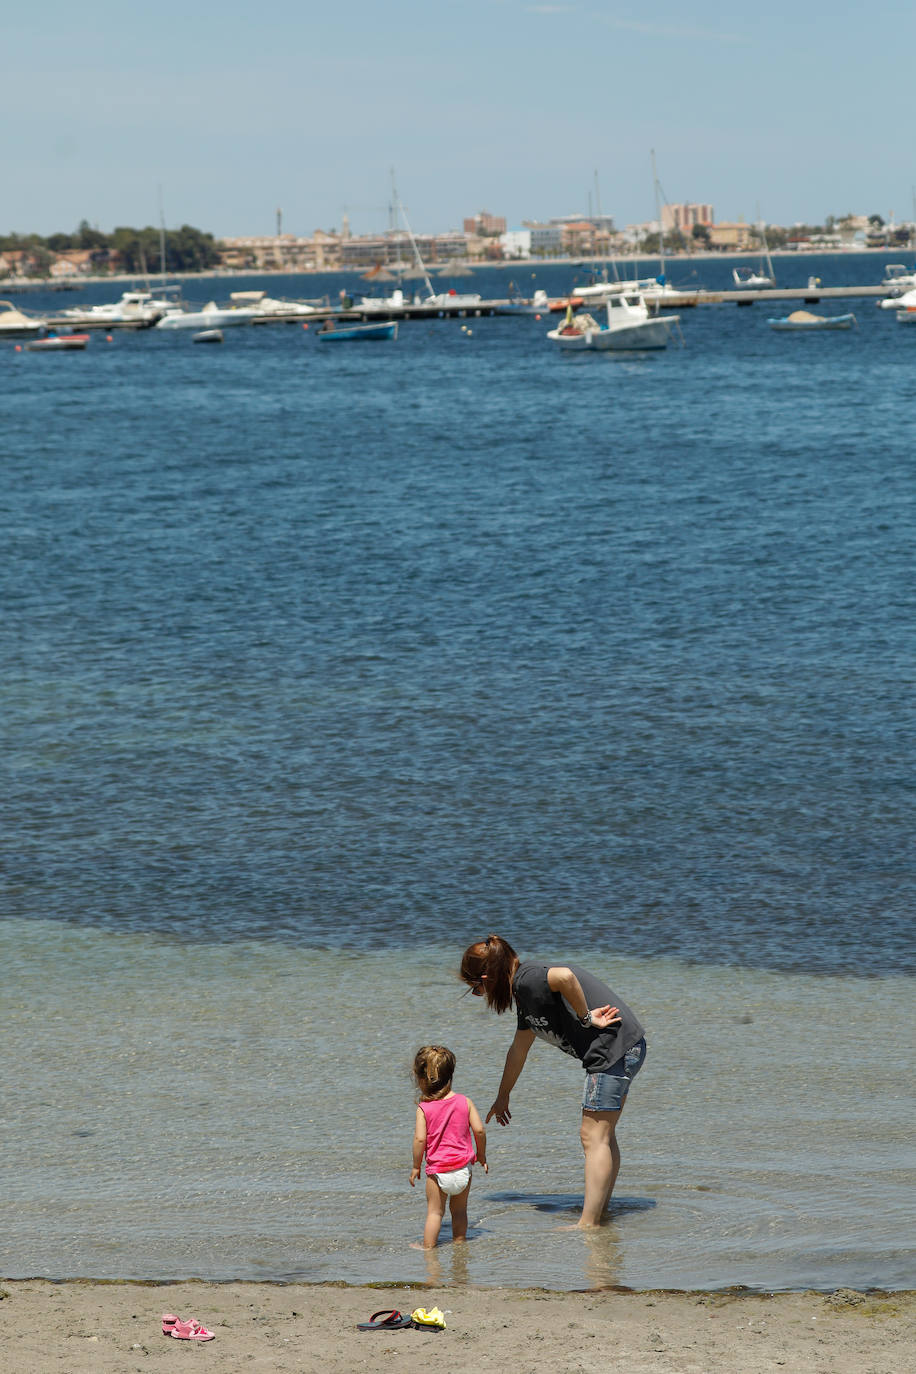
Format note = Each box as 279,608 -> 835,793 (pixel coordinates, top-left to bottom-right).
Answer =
2,1 -> 913,240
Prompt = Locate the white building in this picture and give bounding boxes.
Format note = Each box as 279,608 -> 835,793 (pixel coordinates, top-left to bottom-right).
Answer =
500,229 -> 531,259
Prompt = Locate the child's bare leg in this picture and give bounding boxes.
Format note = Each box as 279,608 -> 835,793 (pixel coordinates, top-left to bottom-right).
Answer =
448,1179 -> 472,1242
423,1177 -> 447,1249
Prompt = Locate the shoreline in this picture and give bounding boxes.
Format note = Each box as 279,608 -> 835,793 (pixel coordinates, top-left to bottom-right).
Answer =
0,245 -> 900,290
1,1279 -> 912,1372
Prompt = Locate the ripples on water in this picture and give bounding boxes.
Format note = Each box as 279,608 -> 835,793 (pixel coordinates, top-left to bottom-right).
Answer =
2,256 -> 914,974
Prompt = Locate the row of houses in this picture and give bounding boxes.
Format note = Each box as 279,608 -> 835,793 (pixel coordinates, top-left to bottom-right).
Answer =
0,209 -> 903,280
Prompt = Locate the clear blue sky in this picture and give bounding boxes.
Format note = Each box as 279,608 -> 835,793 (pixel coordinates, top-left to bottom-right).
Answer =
3,1 -> 911,238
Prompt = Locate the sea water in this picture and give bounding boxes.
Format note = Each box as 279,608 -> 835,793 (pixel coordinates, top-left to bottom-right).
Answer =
1,254 -> 914,1289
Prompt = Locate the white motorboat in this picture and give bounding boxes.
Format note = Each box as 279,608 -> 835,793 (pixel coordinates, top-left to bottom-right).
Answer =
0,299 -> 46,335
59,289 -> 177,328
878,285 -> 916,310
733,266 -> 776,289
881,263 -> 916,293
359,287 -> 409,312
573,274 -> 695,309
424,289 -> 483,309
230,290 -> 320,321
547,293 -> 678,351
155,301 -> 258,330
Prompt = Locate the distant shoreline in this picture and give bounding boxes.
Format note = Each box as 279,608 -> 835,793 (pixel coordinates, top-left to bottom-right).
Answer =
0,245 -> 901,290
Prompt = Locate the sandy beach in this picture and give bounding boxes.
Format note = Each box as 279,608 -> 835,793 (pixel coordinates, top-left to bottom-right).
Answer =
1,1280 -> 912,1373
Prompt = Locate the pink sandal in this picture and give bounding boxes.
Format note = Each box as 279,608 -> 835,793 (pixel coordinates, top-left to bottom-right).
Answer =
171,1318 -> 215,1342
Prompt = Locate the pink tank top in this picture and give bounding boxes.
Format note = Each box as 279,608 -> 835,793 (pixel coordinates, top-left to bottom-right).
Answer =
419,1093 -> 476,1173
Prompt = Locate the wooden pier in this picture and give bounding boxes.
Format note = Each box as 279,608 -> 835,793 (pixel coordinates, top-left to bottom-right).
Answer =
660,284 -> 889,308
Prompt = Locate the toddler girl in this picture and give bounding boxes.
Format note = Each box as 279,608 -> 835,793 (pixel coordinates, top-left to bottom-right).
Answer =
409,1044 -> 487,1249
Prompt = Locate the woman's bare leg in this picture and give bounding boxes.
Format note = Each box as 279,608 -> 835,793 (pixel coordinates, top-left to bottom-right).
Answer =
579,1107 -> 623,1227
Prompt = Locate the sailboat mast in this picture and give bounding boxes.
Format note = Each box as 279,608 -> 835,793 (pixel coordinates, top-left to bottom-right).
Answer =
157,185 -> 167,287
756,203 -> 774,281
651,149 -> 665,282
391,171 -> 434,298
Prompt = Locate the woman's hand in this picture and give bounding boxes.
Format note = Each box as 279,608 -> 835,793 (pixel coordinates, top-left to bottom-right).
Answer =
588,1004 -> 622,1029
486,1096 -> 512,1126
409,1167 -> 421,1187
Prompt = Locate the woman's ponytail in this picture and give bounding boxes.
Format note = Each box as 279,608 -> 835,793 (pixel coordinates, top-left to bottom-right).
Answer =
460,934 -> 519,1014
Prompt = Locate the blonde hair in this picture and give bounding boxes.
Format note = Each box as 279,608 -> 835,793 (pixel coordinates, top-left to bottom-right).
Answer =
413,1045 -> 456,1101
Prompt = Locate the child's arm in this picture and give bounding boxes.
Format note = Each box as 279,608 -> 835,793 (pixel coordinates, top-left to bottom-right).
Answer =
467,1098 -> 488,1173
409,1106 -> 427,1187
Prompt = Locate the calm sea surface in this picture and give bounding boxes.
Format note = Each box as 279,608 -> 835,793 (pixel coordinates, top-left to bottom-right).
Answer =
1,253 -> 913,1288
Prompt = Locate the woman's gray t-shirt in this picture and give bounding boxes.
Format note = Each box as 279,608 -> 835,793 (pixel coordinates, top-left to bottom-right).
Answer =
513,961 -> 645,1074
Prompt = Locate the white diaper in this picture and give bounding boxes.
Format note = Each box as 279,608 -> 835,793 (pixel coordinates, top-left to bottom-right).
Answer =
429,1166 -> 471,1196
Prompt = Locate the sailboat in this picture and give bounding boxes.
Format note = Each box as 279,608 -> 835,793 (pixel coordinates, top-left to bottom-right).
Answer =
359,172 -> 481,313
572,153 -> 697,309
733,210 -> 776,288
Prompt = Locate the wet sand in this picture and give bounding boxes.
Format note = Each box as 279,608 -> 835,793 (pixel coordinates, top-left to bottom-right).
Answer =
0,1279 -> 912,1372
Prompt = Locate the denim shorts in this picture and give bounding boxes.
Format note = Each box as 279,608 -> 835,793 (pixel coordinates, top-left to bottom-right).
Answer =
582,1037 -> 647,1112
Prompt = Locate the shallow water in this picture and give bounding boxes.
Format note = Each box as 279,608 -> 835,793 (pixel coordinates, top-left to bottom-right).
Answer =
2,253 -> 914,1287
1,920 -> 912,1290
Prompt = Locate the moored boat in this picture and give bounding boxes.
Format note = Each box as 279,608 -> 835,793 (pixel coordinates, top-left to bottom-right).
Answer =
317,320 -> 398,342
25,331 -> 90,351
768,310 -> 857,331
0,299 -> 47,336
155,302 -> 258,330
58,289 -> 177,328
546,293 -> 678,351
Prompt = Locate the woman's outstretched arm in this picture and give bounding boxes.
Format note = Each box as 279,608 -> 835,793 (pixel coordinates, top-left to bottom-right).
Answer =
486,1028 -> 536,1126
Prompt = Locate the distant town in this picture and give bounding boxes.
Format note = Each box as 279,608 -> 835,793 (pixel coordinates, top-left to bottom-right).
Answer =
1,206 -> 912,281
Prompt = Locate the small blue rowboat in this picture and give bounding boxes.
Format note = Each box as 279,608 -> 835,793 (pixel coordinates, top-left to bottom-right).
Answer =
768,310 -> 856,331
317,320 -> 398,342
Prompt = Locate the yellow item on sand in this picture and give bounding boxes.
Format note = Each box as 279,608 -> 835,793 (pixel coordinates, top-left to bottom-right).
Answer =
411,1306 -> 447,1329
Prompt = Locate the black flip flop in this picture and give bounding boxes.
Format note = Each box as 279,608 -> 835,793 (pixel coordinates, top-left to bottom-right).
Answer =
356,1309 -> 413,1331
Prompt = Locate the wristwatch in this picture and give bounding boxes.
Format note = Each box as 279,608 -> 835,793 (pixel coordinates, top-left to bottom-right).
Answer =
578,1010 -> 592,1027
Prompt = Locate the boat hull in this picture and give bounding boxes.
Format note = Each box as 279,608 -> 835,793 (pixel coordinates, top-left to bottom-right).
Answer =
25,333 -> 90,351
156,309 -> 256,330
317,321 -> 398,342
768,315 -> 856,331
547,317 -> 676,350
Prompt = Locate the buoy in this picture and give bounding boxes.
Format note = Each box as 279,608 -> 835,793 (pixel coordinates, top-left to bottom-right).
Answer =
14,344 -> 21,352
535,314 -> 541,320
106,334 -> 113,342
302,322 -> 309,330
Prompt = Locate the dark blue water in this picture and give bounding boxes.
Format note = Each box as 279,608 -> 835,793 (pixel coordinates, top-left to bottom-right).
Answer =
3,254 -> 914,974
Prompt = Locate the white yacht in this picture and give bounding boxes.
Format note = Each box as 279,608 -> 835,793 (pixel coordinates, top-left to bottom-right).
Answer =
59,289 -> 178,328
155,301 -> 258,330
0,299 -> 47,335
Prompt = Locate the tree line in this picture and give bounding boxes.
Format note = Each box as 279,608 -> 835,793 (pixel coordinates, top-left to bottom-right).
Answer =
0,219 -> 220,274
